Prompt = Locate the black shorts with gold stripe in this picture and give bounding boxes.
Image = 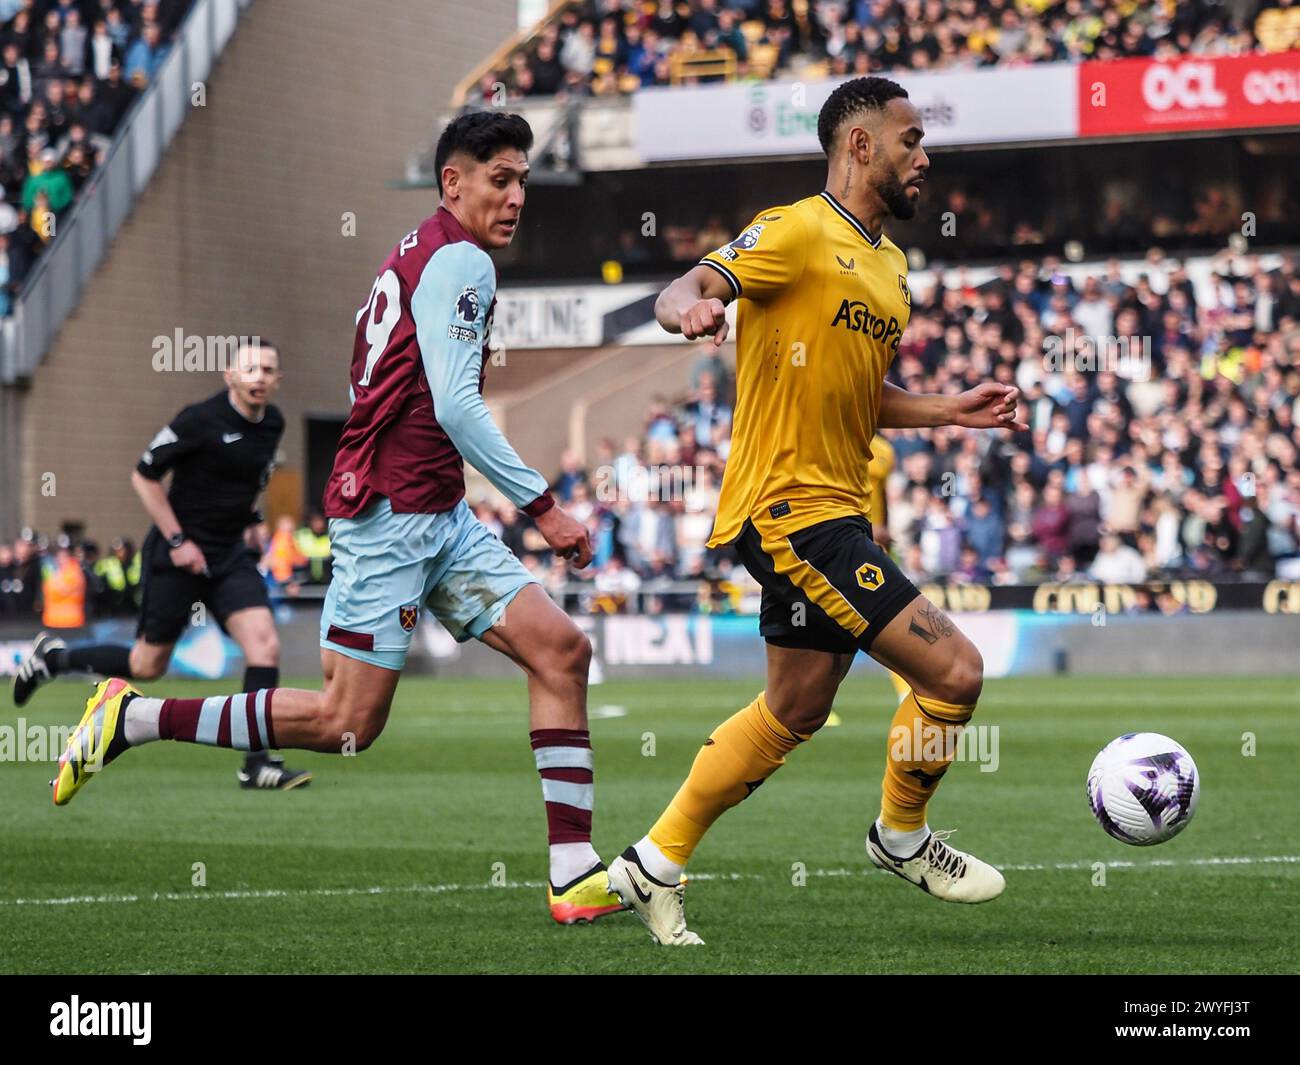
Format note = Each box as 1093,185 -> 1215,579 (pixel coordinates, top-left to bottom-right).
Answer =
733,515 -> 920,655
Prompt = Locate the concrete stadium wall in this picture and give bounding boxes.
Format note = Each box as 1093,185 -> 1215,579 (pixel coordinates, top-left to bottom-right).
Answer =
15,0 -> 519,543
570,343 -> 710,462
483,341 -> 728,505
491,343 -> 686,475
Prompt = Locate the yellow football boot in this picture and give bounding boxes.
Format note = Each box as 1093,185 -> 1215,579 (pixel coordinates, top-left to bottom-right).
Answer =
52,678 -> 139,806
547,864 -> 627,925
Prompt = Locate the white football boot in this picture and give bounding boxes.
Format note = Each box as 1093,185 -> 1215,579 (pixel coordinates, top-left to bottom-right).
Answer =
606,847 -> 704,946
867,823 -> 1005,903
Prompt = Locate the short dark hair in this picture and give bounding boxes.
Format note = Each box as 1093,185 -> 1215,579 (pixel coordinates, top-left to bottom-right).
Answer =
237,336 -> 280,368
816,76 -> 909,155
434,111 -> 533,195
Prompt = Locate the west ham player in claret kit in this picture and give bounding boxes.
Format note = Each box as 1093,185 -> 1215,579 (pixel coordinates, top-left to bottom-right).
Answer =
46,112 -> 627,926
14,339 -> 310,791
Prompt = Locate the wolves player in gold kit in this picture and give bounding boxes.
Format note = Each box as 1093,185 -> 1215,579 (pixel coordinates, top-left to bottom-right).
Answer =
608,78 -> 1028,944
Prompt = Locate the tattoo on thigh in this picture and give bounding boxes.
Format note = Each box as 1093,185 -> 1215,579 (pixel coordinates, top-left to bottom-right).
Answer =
908,603 -> 954,646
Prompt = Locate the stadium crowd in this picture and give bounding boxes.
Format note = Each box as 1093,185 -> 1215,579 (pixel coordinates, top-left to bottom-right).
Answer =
6,249 -> 1298,621
473,0 -> 1299,103
0,515 -> 332,626
0,0 -> 192,315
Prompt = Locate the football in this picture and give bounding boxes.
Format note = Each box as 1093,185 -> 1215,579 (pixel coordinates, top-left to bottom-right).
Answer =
1087,733 -> 1200,846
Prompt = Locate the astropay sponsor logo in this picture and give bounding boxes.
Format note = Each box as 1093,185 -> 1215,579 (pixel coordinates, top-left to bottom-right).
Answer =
50,996 -> 151,1044
1079,52 -> 1300,136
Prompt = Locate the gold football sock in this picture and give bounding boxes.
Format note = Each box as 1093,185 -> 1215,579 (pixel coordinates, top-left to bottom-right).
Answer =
879,690 -> 975,832
649,692 -> 807,866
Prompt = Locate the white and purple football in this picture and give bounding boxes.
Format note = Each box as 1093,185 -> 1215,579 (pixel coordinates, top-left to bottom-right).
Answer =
1087,733 -> 1200,846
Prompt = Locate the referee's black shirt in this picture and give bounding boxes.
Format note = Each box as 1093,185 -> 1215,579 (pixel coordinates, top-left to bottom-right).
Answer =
136,391 -> 284,553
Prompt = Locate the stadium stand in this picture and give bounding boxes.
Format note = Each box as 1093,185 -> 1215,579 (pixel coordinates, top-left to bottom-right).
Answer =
4,3 -> 1297,620
13,247 -> 1297,619
0,0 -> 193,315
463,0 -> 1298,104
490,246 -> 1299,605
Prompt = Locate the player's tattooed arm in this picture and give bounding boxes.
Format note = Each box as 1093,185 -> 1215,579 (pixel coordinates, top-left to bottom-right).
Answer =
908,602 -> 955,645
879,381 -> 1027,432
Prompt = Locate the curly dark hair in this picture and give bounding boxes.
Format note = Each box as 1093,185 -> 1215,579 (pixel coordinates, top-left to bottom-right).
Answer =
816,77 -> 909,155
434,111 -> 534,194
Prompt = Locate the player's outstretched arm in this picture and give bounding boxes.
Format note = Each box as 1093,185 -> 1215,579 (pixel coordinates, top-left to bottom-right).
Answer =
411,243 -> 592,566
655,264 -> 733,346
878,380 -> 1027,432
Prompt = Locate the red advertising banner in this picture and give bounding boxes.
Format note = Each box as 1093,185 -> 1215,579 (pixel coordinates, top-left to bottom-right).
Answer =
1078,52 -> 1300,137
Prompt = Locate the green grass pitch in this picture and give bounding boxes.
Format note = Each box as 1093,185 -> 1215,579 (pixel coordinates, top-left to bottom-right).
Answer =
1,674 -> 1296,974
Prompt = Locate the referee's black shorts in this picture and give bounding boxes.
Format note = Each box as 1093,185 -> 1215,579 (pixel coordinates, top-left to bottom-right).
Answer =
733,514 -> 920,655
137,529 -> 270,646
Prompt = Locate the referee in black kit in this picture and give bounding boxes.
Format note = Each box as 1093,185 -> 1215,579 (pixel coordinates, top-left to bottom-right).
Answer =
14,337 -> 311,791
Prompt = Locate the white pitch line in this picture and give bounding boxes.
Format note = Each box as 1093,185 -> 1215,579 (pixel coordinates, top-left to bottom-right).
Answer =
0,881 -> 534,907
590,705 -> 628,719
1,855 -> 1296,908
996,854 -> 1300,872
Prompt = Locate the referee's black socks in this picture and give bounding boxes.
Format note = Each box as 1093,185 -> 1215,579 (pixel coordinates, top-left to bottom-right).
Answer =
49,651 -> 280,695
242,665 -> 279,692
241,666 -> 280,766
52,644 -> 134,678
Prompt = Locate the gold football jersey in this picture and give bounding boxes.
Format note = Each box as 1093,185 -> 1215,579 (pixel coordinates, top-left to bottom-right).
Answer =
867,432 -> 896,527
700,192 -> 911,546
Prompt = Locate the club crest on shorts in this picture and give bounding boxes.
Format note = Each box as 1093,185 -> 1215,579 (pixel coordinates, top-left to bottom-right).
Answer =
398,603 -> 419,631
856,562 -> 885,591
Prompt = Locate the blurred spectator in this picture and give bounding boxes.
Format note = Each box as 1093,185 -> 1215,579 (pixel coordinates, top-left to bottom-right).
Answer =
552,449 -> 589,503
262,515 -> 307,587
681,373 -> 731,443
96,537 -> 140,615
1032,483 -> 1071,562
123,21 -> 167,86
60,9 -> 87,76
40,535 -> 86,628
293,512 -> 332,584
593,554 -> 642,613
22,145 -> 73,213
1089,529 -> 1148,584
963,495 -> 1004,566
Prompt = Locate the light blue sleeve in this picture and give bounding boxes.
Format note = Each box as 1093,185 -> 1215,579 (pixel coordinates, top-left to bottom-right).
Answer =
410,242 -> 549,511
